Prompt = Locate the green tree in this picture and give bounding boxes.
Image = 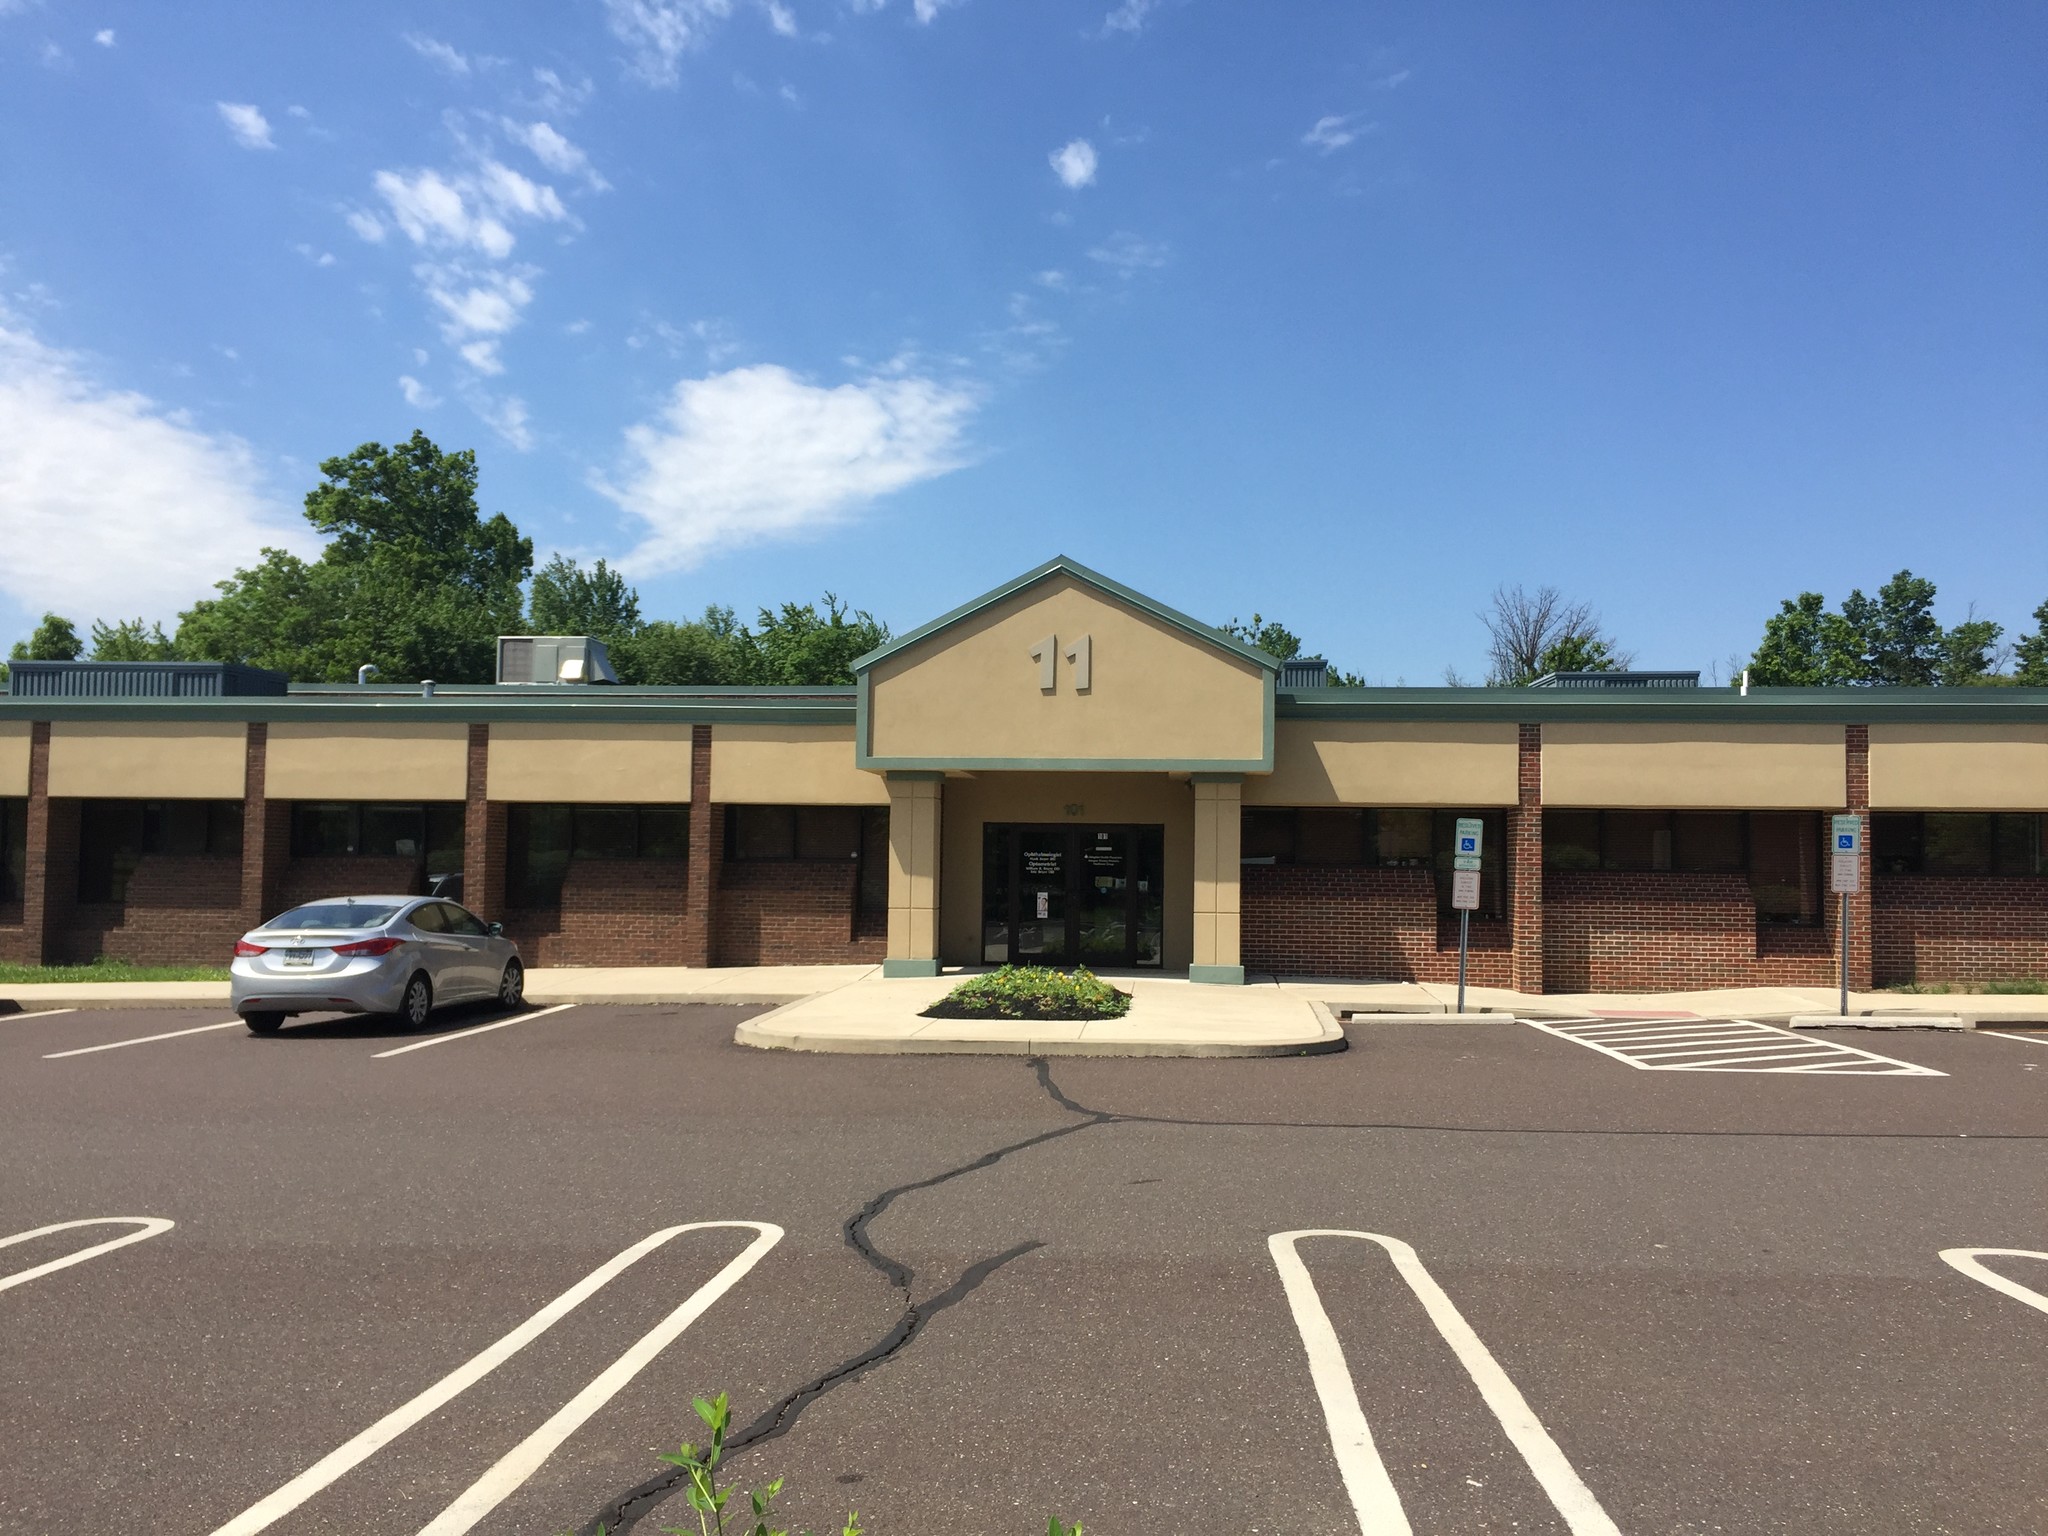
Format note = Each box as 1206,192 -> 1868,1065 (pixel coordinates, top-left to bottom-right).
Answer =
528,554 -> 641,640
1221,613 -> 1303,662
612,606 -> 759,686
750,595 -> 889,686
2014,599 -> 2048,685
8,612 -> 84,662
1479,585 -> 1630,686
1747,571 -> 2004,686
1535,632 -> 1621,676
177,431 -> 533,682
89,618 -> 181,661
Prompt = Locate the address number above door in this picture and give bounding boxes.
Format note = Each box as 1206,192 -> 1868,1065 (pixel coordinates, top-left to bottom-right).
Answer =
1029,633 -> 1092,694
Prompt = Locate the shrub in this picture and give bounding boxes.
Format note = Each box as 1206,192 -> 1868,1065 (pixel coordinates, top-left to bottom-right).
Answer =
922,965 -> 1131,1022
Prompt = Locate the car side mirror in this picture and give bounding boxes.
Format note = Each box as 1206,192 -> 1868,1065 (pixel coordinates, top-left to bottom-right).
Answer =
488,922 -> 504,938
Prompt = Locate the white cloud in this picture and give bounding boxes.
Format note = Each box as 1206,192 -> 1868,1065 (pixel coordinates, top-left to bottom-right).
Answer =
93,27 -> 113,46
604,0 -> 733,85
470,391 -> 533,450
369,160 -> 571,259
913,0 -> 965,20
0,308 -> 310,624
216,102 -> 275,151
1035,269 -> 1069,290
765,0 -> 796,36
1100,0 -> 1156,35
412,346 -> 430,364
418,264 -> 537,351
398,374 -> 441,408
501,119 -> 609,190
527,67 -> 594,117
293,243 -> 337,267
287,104 -> 311,119
595,363 -> 979,572
1087,231 -> 1167,275
345,208 -> 387,243
1049,138 -> 1097,190
405,33 -> 471,75
1302,113 -> 1365,153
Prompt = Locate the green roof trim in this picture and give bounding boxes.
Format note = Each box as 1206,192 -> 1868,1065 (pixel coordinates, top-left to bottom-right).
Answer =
848,554 -> 1282,675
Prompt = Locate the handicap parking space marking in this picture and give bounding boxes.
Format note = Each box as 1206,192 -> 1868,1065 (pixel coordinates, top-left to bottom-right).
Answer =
1268,1229 -> 1621,1536
206,1218 -> 782,1536
1940,1248 -> 2048,1318
1523,1016 -> 1945,1075
371,1003 -> 578,1058
0,1217 -> 175,1293
42,1019 -> 245,1059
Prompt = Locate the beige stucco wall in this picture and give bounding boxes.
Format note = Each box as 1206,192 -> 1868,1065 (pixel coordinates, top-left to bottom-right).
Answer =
266,723 -> 469,801
939,772 -> 1194,970
487,723 -> 693,803
711,725 -> 887,805
1542,723 -> 1845,809
1249,721 -> 1519,806
1869,724 -> 2048,809
48,721 -> 247,799
887,777 -> 944,962
1191,778 -> 1242,970
867,575 -> 1268,766
0,722 -> 28,797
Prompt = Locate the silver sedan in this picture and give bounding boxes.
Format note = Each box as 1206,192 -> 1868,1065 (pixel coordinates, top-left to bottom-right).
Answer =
231,896 -> 524,1034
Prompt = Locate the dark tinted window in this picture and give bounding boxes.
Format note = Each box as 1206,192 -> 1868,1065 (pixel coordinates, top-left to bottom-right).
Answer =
1873,813 -> 2044,876
270,902 -> 404,930
407,901 -> 446,932
1748,813 -> 1821,924
574,807 -> 640,859
293,803 -> 359,856
797,807 -> 862,860
1296,808 -> 1368,865
508,805 -> 573,908
728,806 -> 796,860
1,798 -> 26,903
1543,811 -> 1601,870
440,904 -> 489,936
1240,808 -> 1294,864
293,803 -> 463,866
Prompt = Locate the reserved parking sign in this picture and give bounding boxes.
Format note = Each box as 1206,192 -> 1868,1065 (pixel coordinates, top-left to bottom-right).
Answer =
1830,814 -> 1862,893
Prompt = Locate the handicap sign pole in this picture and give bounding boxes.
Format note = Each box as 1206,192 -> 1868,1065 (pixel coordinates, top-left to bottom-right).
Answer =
1452,818 -> 1484,1016
1831,815 -> 1862,1018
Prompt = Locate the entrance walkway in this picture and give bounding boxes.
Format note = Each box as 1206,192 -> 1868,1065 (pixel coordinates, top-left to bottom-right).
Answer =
735,971 -> 1344,1057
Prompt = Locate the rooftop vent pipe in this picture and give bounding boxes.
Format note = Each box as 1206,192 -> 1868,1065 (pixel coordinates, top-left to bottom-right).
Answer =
357,663 -> 380,685
421,679 -> 436,699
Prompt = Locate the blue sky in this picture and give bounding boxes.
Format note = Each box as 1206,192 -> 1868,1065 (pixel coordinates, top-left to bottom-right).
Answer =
2,0 -> 2042,682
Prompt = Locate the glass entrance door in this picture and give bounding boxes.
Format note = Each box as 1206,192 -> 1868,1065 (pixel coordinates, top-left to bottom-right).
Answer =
982,824 -> 1164,968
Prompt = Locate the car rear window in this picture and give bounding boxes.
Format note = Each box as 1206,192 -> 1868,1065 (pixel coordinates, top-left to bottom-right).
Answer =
268,902 -> 404,931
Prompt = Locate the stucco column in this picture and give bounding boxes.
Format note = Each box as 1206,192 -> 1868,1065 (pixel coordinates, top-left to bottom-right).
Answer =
1191,775 -> 1243,984
1843,724 -> 1874,990
682,723 -> 716,967
883,772 -> 943,977
1510,723 -> 1545,994
20,722 -> 57,965
462,724 -> 506,924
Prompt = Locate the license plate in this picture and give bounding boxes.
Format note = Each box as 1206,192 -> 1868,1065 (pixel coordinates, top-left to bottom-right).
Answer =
282,950 -> 315,967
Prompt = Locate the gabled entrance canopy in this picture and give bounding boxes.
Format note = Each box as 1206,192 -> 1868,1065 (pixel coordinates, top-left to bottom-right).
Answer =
853,555 -> 1277,774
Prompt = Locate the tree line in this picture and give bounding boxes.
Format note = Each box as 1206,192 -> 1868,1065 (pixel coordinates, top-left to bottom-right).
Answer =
5,430 -> 2044,689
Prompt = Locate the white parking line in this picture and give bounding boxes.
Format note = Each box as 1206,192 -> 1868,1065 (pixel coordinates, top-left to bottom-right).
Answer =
1939,1248 -> 2048,1317
1268,1230 -> 1620,1536
372,1003 -> 578,1058
2,1008 -> 77,1024
1523,1016 -> 1945,1075
1979,1030 -> 2048,1047
0,1217 -> 175,1293
43,1020 -> 244,1059
205,1219 -> 781,1536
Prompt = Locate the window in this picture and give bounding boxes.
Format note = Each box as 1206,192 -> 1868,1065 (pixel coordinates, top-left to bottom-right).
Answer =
1874,813 -> 2045,877
1543,810 -> 1824,925
723,806 -> 867,862
1,798 -> 25,904
506,804 -> 689,908
77,799 -> 242,904
290,803 -> 464,870
1235,807 -> 1507,917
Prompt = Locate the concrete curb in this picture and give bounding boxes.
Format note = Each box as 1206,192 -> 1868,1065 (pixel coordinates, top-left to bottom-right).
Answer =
732,997 -> 1347,1059
1786,1013 -> 1968,1031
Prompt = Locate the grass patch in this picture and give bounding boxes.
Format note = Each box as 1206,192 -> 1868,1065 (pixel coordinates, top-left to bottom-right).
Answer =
1879,977 -> 2045,996
922,964 -> 1132,1022
0,960 -> 231,985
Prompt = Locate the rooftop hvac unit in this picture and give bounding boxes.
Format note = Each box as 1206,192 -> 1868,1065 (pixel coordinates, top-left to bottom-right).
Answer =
6,660 -> 290,697
1527,670 -> 1702,690
1279,657 -> 1330,688
496,635 -> 619,685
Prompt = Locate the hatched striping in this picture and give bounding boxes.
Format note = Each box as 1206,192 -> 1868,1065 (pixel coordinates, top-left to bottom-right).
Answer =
1523,1015 -> 1945,1076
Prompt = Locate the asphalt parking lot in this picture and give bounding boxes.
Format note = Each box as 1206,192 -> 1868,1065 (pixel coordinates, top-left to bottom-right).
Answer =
4,999 -> 2045,1535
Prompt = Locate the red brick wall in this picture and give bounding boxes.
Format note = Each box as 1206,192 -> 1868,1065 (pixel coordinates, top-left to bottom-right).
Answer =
0,899 -> 23,963
61,854 -> 245,965
1873,876 -> 2048,986
1240,865 -> 1513,984
503,856 -> 691,967
279,856 -> 429,913
1542,870 -> 1841,992
1510,723 -> 1544,992
714,858 -> 883,967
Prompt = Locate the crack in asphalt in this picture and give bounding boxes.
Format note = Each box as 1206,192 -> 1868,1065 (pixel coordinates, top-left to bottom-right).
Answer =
580,1096 -> 1109,1534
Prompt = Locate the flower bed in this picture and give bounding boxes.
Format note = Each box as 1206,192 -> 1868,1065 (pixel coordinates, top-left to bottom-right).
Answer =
921,964 -> 1133,1022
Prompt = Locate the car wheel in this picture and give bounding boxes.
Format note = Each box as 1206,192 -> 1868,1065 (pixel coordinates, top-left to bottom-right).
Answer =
400,973 -> 433,1029
244,1012 -> 285,1035
498,959 -> 525,1009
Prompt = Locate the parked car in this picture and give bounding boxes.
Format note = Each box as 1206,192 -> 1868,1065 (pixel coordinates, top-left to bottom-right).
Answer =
231,896 -> 523,1034
427,871 -> 464,901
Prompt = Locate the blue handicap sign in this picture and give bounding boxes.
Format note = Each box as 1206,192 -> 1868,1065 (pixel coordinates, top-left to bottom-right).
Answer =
1837,834 -> 1855,850
1459,836 -> 1477,853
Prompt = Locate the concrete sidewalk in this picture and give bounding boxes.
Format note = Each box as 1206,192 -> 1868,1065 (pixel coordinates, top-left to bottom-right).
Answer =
735,971 -> 1345,1057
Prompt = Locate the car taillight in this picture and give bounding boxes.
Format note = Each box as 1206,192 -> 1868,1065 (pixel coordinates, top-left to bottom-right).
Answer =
332,936 -> 405,957
234,940 -> 267,957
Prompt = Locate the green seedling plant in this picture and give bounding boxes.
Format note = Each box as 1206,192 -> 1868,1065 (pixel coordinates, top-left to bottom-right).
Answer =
658,1393 -> 861,1536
